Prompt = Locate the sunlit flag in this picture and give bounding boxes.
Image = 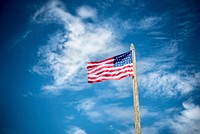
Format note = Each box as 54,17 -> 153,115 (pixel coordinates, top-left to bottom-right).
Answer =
87,51 -> 134,83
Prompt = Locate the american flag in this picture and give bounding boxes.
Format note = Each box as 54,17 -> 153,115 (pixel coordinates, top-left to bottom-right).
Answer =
87,51 -> 134,83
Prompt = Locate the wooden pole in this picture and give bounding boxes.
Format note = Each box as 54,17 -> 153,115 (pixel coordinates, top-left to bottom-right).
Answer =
130,44 -> 142,134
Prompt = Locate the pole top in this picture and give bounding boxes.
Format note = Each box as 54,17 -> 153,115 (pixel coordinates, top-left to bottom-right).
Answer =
130,43 -> 135,50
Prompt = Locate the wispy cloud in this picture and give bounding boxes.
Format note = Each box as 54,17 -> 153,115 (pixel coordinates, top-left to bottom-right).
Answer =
139,70 -> 200,96
140,102 -> 200,134
22,92 -> 33,97
32,0 -> 123,92
95,0 -> 143,11
135,10 -> 197,42
133,15 -> 170,41
119,0 -> 136,7
114,126 -> 134,134
142,127 -> 159,134
170,102 -> 200,134
76,98 -> 133,125
140,106 -> 159,118
65,115 -> 75,122
66,126 -> 87,134
137,43 -> 200,97
137,16 -> 161,30
171,5 -> 199,41
7,30 -> 32,51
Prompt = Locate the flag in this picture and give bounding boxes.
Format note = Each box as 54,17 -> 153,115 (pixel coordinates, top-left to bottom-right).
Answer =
87,51 -> 134,83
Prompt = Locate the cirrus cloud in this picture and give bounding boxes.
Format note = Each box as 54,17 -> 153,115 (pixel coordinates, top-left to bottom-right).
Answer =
32,0 -> 123,92
66,126 -> 87,134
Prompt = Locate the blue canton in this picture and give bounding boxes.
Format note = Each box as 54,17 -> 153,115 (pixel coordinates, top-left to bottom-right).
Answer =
114,51 -> 133,67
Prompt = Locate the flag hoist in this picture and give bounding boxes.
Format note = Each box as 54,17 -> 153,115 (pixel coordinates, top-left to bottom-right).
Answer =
87,44 -> 142,134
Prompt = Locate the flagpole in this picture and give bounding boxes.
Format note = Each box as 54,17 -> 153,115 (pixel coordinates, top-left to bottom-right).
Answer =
130,44 -> 142,134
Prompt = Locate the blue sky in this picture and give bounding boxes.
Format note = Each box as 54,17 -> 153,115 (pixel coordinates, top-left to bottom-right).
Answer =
0,0 -> 200,134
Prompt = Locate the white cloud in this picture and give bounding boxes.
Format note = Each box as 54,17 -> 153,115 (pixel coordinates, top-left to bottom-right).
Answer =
76,98 -> 103,122
32,0 -> 66,23
170,102 -> 200,134
66,126 -> 87,134
142,126 -> 159,134
140,102 -> 200,134
140,107 -> 159,118
76,99 -> 96,111
76,98 -> 133,125
76,6 -> 96,19
33,0 -> 123,92
103,105 -> 133,124
137,16 -> 161,30
139,71 -> 200,96
137,43 -> 200,97
65,115 -> 75,121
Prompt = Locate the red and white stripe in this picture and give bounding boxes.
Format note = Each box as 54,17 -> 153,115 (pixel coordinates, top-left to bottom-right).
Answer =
87,57 -> 134,83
